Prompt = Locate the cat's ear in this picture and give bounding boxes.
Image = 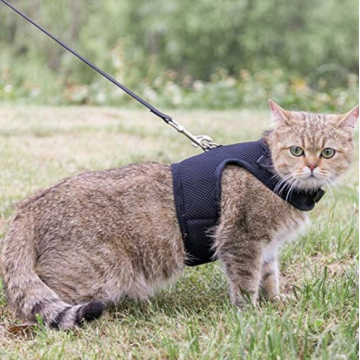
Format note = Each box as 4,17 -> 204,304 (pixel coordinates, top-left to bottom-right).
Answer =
337,105 -> 359,129
268,99 -> 292,126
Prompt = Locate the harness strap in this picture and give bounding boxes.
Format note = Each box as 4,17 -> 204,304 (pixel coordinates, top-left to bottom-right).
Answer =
171,140 -> 325,266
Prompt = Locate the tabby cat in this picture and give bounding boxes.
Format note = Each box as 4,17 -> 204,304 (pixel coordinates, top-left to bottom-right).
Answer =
1,100 -> 358,330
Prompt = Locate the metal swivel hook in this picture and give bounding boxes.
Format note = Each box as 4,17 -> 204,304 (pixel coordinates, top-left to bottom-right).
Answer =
167,119 -> 220,152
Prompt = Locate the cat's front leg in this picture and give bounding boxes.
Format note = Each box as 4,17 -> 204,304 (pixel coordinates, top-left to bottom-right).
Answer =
260,257 -> 281,302
217,240 -> 263,308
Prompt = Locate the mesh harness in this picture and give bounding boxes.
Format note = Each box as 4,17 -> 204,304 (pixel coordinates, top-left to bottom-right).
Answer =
171,139 -> 325,266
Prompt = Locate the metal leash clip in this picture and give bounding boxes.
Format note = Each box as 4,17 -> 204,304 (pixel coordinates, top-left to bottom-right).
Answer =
167,119 -> 220,152
192,135 -> 220,151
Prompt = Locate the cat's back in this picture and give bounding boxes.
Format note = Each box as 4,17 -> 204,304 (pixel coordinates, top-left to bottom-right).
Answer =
17,162 -> 172,212
10,162 -> 176,243
6,161 -> 181,262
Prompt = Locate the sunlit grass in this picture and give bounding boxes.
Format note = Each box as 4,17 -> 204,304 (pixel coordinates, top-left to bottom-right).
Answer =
0,106 -> 358,359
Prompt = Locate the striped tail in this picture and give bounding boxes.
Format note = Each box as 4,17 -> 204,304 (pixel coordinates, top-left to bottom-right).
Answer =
0,214 -> 104,330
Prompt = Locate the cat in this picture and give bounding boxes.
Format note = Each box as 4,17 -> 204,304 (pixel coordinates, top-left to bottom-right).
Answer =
0,100 -> 358,330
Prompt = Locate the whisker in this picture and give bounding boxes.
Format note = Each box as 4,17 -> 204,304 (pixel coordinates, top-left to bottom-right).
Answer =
326,180 -> 335,198
326,178 -> 340,194
273,172 -> 295,196
285,179 -> 297,203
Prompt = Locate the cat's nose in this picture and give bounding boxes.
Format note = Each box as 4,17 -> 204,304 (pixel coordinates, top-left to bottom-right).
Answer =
307,163 -> 318,171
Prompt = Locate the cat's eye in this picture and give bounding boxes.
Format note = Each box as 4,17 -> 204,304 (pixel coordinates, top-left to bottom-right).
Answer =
290,146 -> 304,157
321,148 -> 335,159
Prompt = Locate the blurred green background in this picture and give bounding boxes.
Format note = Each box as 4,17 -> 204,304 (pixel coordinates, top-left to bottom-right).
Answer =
0,0 -> 358,111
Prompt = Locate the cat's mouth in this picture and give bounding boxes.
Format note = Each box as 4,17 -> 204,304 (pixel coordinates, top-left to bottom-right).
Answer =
279,169 -> 327,191
295,175 -> 325,191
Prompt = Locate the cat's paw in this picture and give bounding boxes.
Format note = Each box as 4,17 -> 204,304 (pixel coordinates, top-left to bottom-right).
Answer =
267,293 -> 291,307
269,294 -> 282,303
232,293 -> 258,309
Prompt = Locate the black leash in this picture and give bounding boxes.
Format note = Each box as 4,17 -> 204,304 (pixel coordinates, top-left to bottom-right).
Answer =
0,0 -> 219,151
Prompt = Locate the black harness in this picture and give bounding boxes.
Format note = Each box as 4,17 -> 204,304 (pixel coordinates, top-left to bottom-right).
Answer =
171,139 -> 325,266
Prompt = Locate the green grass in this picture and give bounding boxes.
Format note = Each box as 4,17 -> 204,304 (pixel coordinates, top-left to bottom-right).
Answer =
0,105 -> 358,360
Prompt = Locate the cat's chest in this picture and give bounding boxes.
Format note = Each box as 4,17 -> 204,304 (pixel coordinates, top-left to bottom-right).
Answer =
262,212 -> 309,263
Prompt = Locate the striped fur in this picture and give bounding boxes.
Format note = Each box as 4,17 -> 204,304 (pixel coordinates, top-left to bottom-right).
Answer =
0,101 -> 357,328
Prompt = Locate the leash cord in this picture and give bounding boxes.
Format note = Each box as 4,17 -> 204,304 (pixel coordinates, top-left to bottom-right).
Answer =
0,0 -> 220,151
0,0 -> 172,123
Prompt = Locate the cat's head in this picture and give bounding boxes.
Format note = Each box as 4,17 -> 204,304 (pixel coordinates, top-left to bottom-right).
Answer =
266,100 -> 358,191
